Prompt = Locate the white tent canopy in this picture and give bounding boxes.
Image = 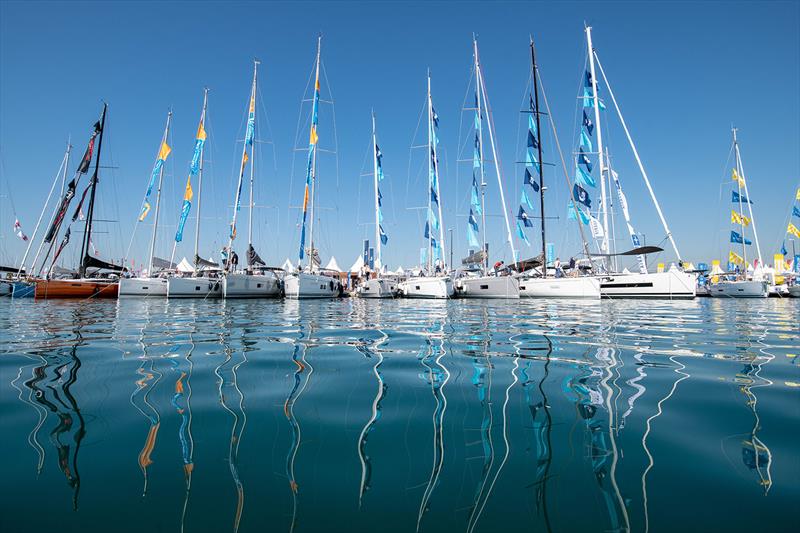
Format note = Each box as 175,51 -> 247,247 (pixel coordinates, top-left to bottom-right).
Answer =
349,255 -> 364,274
325,256 -> 342,272
177,257 -> 194,273
281,258 -> 294,271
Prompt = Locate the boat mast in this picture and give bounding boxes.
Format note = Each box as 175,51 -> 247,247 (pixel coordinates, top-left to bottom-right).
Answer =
228,60 -> 258,272
530,37 -> 546,277
248,60 -> 259,263
426,71 -> 434,273
477,41 -> 517,270
147,111 -> 171,278
19,142 -> 71,276
732,129 -> 763,267
79,103 -> 107,278
473,37 -> 488,271
372,110 -> 381,275
193,89 -> 209,270
585,26 -> 610,269
308,36 -> 321,272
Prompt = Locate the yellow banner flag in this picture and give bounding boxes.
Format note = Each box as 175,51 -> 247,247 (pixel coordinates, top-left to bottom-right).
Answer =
138,202 -> 151,222
774,254 -> 785,272
197,121 -> 207,141
788,223 -> 800,239
158,141 -> 171,161
309,124 -> 318,145
183,177 -> 194,202
729,251 -> 744,265
732,169 -> 745,187
796,187 -> 800,200
732,211 -> 751,226
302,184 -> 309,211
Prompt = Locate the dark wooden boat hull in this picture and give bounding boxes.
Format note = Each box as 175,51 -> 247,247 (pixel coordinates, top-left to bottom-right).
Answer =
35,279 -> 119,299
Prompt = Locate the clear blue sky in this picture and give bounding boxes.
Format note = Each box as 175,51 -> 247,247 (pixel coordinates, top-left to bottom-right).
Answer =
1,1 -> 798,271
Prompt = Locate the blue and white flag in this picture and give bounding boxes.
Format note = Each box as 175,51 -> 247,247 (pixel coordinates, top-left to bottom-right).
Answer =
731,231 -> 752,245
732,191 -> 753,204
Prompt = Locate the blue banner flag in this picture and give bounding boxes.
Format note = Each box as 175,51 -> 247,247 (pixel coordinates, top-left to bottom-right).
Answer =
732,190 -> 753,204
582,110 -> 594,136
516,220 -> 530,245
578,147 -> 592,171
517,206 -> 533,228
573,184 -> 592,208
793,206 -> 800,218
576,165 -> 596,188
731,231 -> 752,245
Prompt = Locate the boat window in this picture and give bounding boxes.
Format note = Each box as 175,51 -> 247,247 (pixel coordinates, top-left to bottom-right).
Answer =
480,285 -> 489,290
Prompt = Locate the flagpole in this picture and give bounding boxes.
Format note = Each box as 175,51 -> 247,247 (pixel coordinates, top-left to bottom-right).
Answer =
426,70 -> 433,273
308,36 -> 321,272
147,111 -> 171,278
79,103 -> 107,278
248,60 -> 259,269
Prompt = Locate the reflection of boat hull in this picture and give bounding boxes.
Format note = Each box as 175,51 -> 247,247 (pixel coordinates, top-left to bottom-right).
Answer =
518,276 -> 600,298
709,280 -> 769,298
222,273 -> 281,298
455,275 -> 519,298
356,278 -> 396,298
119,277 -> 168,297
35,278 -> 119,299
398,276 -> 454,299
284,272 -> 340,298
600,271 -> 696,299
167,276 -> 222,298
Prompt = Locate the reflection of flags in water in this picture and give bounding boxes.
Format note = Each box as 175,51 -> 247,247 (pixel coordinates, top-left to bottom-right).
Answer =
13,219 -> 28,241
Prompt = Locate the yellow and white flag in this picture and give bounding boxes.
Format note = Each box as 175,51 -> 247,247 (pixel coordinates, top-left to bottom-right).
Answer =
788,223 -> 800,239
731,210 -> 750,226
732,169 -> 745,187
729,251 -> 744,265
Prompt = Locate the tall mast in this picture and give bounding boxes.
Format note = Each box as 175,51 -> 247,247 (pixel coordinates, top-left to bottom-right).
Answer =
79,103 -> 107,278
147,111 -> 171,277
426,71 -> 434,272
473,38 -> 488,271
308,36 -> 321,271
372,110 -> 381,272
733,129 -> 762,267
530,37 -> 546,276
228,60 -> 259,271
248,60 -> 259,256
19,142 -> 71,276
193,89 -> 209,270
585,27 -> 609,268
733,130 -> 747,266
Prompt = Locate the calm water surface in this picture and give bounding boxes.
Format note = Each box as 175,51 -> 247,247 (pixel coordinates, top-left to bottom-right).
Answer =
0,298 -> 797,532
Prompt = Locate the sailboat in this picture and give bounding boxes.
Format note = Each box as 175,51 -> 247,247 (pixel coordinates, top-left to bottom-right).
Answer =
398,73 -> 454,299
513,37 -> 600,298
778,184 -> 800,297
35,103 -> 126,299
573,26 -> 695,299
454,38 -> 519,299
119,111 -> 173,296
709,128 -> 768,298
222,60 -> 280,298
10,141 -> 71,298
166,89 -> 224,298
284,37 -> 342,299
356,112 -> 395,298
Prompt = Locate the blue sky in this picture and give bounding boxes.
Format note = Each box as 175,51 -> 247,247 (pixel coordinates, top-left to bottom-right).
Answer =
1,1 -> 798,271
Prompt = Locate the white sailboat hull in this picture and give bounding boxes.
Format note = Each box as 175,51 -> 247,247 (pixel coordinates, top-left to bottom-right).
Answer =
398,276 -> 454,299
222,272 -> 280,298
599,271 -> 696,299
788,286 -> 800,298
709,280 -> 769,298
356,278 -> 396,298
167,276 -> 222,298
455,275 -> 519,299
518,276 -> 600,298
284,272 -> 341,299
119,277 -> 168,297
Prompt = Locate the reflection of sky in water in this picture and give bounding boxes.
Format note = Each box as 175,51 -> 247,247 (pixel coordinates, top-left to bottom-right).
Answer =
0,298 -> 797,532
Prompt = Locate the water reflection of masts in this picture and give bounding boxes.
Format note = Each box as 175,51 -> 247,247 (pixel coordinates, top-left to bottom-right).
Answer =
356,331 -> 388,507
170,328 -> 195,533
515,329 -> 553,531
27,322 -> 87,510
130,305 -> 162,497
640,354 -> 689,532
11,356 -> 47,475
215,323 -> 248,533
285,323 -> 313,533
416,319 -> 450,532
